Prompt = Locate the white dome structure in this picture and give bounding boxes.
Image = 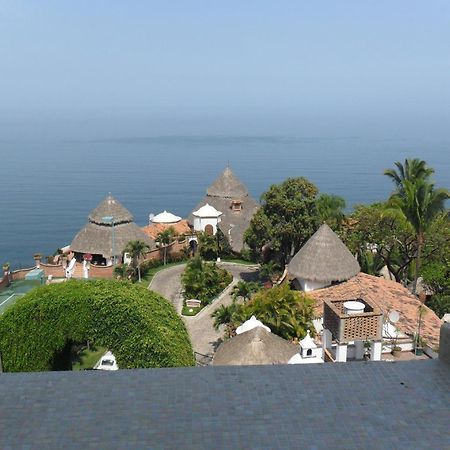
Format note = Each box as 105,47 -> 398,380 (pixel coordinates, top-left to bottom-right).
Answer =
236,316 -> 271,335
151,210 -> 182,224
193,203 -> 222,218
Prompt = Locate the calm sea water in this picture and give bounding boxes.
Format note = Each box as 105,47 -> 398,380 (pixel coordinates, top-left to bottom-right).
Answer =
1,134 -> 449,268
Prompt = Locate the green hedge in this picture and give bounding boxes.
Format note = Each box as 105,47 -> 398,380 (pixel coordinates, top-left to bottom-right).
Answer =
0,280 -> 194,372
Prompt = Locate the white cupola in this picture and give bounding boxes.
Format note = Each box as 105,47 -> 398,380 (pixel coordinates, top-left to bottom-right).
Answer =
151,210 -> 182,224
192,203 -> 223,235
288,330 -> 324,365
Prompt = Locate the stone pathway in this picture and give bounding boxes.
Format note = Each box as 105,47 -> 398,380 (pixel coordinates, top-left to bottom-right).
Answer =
148,262 -> 259,359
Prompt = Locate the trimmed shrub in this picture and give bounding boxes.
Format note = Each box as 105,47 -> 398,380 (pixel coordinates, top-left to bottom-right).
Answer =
0,280 -> 194,372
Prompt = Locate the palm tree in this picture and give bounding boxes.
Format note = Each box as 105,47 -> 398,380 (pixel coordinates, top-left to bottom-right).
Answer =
316,194 -> 346,230
124,240 -> 150,282
231,281 -> 260,302
384,158 -> 434,191
385,160 -> 449,292
156,228 -> 175,265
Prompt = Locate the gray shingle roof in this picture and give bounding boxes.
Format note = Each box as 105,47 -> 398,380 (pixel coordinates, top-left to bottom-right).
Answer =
0,361 -> 448,449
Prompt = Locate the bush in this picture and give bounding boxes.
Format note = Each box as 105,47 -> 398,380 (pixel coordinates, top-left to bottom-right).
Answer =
0,280 -> 194,372
181,257 -> 232,305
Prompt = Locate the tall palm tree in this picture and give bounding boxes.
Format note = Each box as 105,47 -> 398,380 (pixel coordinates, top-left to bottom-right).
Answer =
384,158 -> 434,191
385,160 -> 449,292
316,193 -> 346,230
124,240 -> 150,282
156,228 -> 175,265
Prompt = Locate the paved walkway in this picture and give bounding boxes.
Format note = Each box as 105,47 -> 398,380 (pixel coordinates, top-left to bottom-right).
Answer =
149,262 -> 259,358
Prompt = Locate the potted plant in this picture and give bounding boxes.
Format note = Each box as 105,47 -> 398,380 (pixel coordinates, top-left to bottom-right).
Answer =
414,333 -> 426,356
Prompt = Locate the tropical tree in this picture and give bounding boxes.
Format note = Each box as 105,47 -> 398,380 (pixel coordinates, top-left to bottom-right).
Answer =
385,165 -> 449,292
181,256 -> 232,305
384,158 -> 434,192
231,281 -> 260,302
124,240 -> 150,282
156,227 -> 175,265
245,177 -> 320,263
316,193 -> 346,231
212,283 -> 316,341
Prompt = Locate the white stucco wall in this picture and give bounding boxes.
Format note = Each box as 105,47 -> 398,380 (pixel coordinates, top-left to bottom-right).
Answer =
193,217 -> 220,234
299,278 -> 330,292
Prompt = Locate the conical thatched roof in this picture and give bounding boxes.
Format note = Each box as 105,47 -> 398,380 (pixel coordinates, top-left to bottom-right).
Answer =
71,194 -> 154,258
213,327 -> 298,366
89,194 -> 134,225
189,167 -> 259,252
207,167 -> 249,198
288,223 -> 360,283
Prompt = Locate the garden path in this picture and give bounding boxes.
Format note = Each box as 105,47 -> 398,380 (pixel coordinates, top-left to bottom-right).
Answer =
148,262 -> 259,360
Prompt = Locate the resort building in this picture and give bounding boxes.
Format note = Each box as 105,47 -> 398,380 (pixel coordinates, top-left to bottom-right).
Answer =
287,223 -> 360,291
189,167 -> 259,253
71,194 -> 154,265
192,203 -> 223,235
142,210 -> 191,240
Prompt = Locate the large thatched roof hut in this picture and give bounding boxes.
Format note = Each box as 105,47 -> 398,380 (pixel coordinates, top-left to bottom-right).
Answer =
189,167 -> 259,253
213,327 -> 298,366
288,223 -> 360,291
71,194 -> 154,263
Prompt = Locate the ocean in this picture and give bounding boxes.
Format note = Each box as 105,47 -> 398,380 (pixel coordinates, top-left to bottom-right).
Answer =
1,133 -> 449,268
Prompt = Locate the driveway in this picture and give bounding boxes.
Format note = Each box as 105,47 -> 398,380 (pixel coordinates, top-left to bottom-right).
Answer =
148,262 -> 259,360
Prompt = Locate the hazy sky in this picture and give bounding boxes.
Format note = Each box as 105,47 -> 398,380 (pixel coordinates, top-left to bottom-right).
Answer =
1,1 -> 450,136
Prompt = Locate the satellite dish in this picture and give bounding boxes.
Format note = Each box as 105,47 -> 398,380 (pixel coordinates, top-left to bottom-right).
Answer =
389,310 -> 400,323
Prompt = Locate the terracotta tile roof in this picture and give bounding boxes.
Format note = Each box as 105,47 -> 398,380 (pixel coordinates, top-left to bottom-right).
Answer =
142,220 -> 191,240
309,273 -> 442,348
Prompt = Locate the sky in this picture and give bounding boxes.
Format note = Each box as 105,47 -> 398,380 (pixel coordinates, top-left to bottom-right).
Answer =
1,1 -> 450,137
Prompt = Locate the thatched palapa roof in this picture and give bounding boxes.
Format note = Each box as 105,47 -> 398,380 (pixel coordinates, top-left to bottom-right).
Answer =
288,223 -> 360,283
213,327 -> 298,366
189,167 -> 259,252
71,194 -> 154,258
207,167 -> 249,198
89,194 -> 134,225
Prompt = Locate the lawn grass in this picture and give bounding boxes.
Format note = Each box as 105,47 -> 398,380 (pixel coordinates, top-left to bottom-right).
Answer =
181,305 -> 202,316
141,260 -> 187,285
72,345 -> 107,371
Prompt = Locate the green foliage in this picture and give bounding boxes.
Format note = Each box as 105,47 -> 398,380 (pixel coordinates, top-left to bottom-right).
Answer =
197,229 -> 232,261
384,159 -> 449,292
344,203 -> 416,283
181,257 -> 232,305
212,283 -> 316,341
245,177 -> 320,263
156,228 -> 175,265
231,281 -> 261,302
422,259 -> 450,318
124,240 -> 151,282
259,261 -> 282,282
316,193 -> 346,231
0,280 -> 194,372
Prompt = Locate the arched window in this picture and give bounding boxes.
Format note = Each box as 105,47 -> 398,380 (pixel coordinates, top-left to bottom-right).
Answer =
306,349 -> 313,357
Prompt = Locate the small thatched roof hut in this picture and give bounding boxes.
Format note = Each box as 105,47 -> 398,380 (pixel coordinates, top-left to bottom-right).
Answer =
71,194 -> 154,260
189,167 -> 259,253
288,223 -> 360,286
213,327 -> 298,366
